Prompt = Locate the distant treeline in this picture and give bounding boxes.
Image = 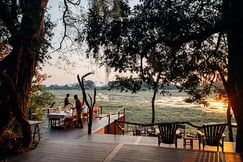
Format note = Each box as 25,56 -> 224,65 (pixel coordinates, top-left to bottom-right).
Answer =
43,80 -> 177,91
43,80 -> 104,90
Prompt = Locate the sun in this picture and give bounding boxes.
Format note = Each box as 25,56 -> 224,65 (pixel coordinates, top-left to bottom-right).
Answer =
210,101 -> 225,109
207,98 -> 228,109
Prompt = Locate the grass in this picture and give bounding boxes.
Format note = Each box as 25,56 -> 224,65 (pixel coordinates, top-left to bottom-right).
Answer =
46,89 -> 236,140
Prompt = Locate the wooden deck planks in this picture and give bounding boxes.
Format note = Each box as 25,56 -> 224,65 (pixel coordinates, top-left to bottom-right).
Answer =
6,115 -> 243,162
7,136 -> 243,162
40,114 -> 119,140
8,139 -> 118,162
112,145 -> 243,162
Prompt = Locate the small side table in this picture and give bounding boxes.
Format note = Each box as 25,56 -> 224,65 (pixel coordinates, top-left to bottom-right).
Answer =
183,136 -> 193,149
29,120 -> 42,142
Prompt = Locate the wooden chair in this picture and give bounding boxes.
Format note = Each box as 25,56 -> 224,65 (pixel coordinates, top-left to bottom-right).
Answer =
57,106 -> 63,112
176,124 -> 186,138
133,128 -> 141,136
48,108 -> 55,113
82,106 -> 89,119
64,108 -> 77,129
93,104 -> 100,117
176,124 -> 194,149
64,104 -> 73,112
64,117 -> 74,129
197,123 -> 227,152
158,122 -> 179,148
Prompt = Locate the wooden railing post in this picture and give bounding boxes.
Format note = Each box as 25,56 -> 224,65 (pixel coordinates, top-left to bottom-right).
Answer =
100,106 -> 103,116
108,114 -> 110,133
114,120 -> 116,135
102,106 -> 127,134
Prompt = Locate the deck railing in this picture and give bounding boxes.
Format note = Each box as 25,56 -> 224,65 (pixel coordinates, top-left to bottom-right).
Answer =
99,105 -> 237,142
114,120 -> 201,136
113,120 -> 238,141
99,106 -> 125,134
99,105 -> 125,116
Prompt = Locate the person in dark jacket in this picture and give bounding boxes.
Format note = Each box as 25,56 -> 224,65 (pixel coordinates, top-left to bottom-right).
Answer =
74,94 -> 83,128
64,94 -> 71,106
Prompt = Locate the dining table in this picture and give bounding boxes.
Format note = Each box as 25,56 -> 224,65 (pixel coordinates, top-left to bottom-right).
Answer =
48,111 -> 72,128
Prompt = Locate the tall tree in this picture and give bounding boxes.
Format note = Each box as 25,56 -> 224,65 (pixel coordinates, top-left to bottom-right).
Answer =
82,0 -> 224,121
224,0 -> 243,153
0,0 -> 53,153
80,0 -> 243,152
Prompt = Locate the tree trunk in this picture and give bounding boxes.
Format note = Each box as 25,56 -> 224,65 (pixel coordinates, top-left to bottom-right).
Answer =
227,104 -> 234,142
0,0 -> 49,149
229,96 -> 243,153
151,87 -> 157,124
77,73 -> 96,135
151,72 -> 161,123
225,0 -> 243,152
88,111 -> 93,134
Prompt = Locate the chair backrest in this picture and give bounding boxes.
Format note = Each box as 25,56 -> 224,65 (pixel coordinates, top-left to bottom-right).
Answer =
158,122 -> 178,144
203,123 -> 227,146
93,104 -> 100,116
58,106 -> 63,112
177,124 -> 186,138
64,104 -> 72,112
48,108 -> 55,113
71,108 -> 77,118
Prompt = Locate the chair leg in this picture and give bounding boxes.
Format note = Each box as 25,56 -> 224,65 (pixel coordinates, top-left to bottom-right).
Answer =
175,138 -> 177,148
222,139 -> 224,152
198,138 -> 201,150
202,142 -> 205,151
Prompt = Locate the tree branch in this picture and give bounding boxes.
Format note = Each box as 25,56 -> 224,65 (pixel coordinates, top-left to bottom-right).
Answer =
0,0 -> 18,34
77,72 -> 94,108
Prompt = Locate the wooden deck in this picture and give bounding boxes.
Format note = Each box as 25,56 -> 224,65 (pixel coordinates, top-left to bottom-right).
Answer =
6,115 -> 243,162
8,136 -> 243,162
40,114 -> 119,139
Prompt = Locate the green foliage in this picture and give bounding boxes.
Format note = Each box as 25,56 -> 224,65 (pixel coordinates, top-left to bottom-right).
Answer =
27,73 -> 55,120
38,13 -> 56,63
27,90 -> 55,120
44,80 -> 96,90
0,128 -> 26,157
84,80 -> 96,89
82,0 -> 227,104
108,76 -> 143,93
0,6 -> 55,64
48,89 -> 231,126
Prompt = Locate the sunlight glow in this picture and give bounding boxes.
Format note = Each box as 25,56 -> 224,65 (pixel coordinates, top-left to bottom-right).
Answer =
210,101 -> 225,109
207,98 -> 228,110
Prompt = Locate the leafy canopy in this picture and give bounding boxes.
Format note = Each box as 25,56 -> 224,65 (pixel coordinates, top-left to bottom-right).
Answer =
80,0 -> 227,102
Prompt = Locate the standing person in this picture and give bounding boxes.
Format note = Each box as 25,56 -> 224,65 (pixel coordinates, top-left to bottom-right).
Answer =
74,94 -> 83,128
64,94 -> 71,106
64,94 -> 73,112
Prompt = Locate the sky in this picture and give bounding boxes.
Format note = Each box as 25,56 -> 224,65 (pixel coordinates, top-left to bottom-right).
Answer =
42,0 -> 139,86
